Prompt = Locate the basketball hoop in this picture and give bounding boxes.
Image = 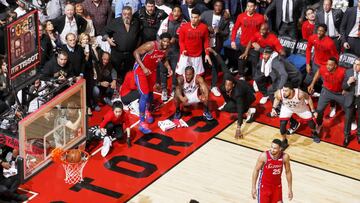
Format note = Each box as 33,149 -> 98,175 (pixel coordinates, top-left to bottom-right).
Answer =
60,149 -> 90,184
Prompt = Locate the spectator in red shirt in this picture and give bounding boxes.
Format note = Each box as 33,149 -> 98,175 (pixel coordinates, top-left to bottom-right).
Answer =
302,8 -> 315,41
99,101 -> 131,154
304,24 -> 339,88
308,58 -> 352,146
230,0 -> 264,78
239,23 -> 285,78
177,8 -> 212,75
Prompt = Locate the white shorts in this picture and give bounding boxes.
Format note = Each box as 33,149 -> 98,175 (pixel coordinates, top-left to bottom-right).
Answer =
185,91 -> 200,105
279,105 -> 312,120
176,55 -> 204,75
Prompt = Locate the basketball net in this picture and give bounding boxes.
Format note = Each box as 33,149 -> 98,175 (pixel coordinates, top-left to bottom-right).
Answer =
52,149 -> 90,184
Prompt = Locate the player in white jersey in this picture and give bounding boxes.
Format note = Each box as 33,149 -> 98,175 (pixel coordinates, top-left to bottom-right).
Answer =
271,82 -> 320,149
174,66 -> 213,120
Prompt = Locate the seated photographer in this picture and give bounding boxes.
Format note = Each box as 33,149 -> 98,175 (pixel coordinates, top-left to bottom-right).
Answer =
93,52 -> 117,108
0,148 -> 28,202
100,101 -> 131,157
41,51 -> 73,82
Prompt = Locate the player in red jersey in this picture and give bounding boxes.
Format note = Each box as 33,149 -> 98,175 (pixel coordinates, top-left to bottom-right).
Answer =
177,8 -> 212,75
133,33 -> 173,134
231,0 -> 265,78
252,139 -> 293,203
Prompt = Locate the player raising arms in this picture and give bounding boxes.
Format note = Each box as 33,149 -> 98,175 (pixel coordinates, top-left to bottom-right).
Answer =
133,33 -> 173,134
174,66 -> 213,121
252,139 -> 293,203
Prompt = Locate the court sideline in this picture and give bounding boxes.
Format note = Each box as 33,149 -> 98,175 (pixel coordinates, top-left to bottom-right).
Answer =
129,122 -> 360,203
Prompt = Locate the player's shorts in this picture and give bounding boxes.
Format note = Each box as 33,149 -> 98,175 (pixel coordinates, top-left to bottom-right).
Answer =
134,63 -> 156,95
258,183 -> 282,203
176,54 -> 204,75
184,90 -> 200,105
279,105 -> 312,121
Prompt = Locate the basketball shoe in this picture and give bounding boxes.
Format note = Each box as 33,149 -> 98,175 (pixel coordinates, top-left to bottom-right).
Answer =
139,122 -> 152,134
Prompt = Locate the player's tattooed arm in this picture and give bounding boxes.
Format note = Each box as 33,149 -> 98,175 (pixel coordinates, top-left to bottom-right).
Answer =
133,42 -> 154,75
197,76 -> 209,101
176,76 -> 187,103
251,152 -> 266,200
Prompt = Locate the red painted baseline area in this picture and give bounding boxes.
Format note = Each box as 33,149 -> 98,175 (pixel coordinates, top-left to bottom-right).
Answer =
21,95 -> 234,202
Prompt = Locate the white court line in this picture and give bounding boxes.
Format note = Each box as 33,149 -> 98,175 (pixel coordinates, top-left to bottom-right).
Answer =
90,94 -> 174,157
18,187 -> 39,202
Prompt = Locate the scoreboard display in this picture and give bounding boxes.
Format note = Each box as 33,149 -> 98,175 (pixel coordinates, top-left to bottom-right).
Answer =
6,10 -> 40,81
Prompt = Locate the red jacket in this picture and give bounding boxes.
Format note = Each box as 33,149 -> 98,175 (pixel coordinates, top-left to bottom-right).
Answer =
306,34 -> 338,66
179,22 -> 210,56
100,111 -> 130,129
231,12 -> 265,46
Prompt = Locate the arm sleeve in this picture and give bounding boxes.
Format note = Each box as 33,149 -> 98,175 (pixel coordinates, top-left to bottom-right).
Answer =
330,40 -> 339,60
342,70 -> 352,90
231,15 -> 241,42
115,1 -> 123,18
179,25 -> 185,54
236,92 -> 245,126
276,60 -> 289,89
340,10 -> 349,43
264,0 -> 276,17
100,113 -> 111,128
122,113 -> 130,129
203,27 -> 210,55
306,36 -> 313,64
301,23 -> 307,40
106,3 -> 113,25
111,68 -> 117,80
273,37 -> 284,53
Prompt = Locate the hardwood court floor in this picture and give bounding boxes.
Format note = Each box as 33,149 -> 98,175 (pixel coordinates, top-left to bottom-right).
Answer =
129,122 -> 360,203
217,122 -> 360,180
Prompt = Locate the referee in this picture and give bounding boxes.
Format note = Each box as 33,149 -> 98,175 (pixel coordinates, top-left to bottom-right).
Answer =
308,57 -> 352,146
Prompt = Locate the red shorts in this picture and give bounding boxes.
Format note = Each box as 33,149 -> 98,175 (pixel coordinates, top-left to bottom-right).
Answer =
258,184 -> 282,203
134,63 -> 156,95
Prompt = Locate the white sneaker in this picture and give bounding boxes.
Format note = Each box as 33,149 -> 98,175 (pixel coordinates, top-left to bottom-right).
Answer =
211,87 -> 221,97
329,107 -> 336,118
351,121 -> 357,131
312,92 -> 321,97
245,108 -> 256,123
161,90 -> 168,101
253,81 -> 259,92
259,96 -> 269,104
218,102 -> 227,111
101,136 -> 112,157
129,100 -> 140,116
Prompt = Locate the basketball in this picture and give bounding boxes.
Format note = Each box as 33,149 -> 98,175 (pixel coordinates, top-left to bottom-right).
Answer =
65,149 -> 82,163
